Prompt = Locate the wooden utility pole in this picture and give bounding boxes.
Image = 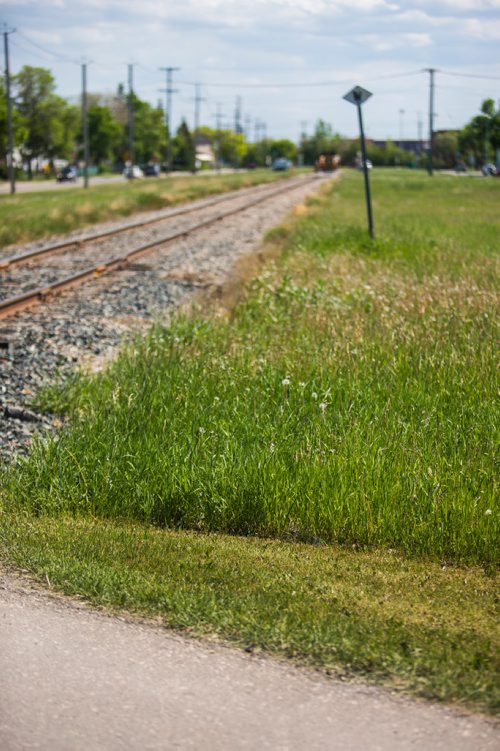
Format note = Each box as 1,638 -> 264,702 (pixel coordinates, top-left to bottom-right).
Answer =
3,25 -> 15,194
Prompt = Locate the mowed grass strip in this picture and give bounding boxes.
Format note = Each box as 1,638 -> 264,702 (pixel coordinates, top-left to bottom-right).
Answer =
0,169 -> 293,250
1,169 -> 498,712
1,516 -> 498,713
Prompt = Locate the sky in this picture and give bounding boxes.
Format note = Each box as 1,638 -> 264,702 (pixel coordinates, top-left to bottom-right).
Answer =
1,0 -> 500,142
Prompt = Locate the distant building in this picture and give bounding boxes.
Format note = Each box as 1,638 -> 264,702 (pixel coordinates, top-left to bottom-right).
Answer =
195,136 -> 215,167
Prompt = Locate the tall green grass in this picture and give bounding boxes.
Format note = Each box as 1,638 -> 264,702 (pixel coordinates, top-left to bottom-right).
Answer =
2,171 -> 498,564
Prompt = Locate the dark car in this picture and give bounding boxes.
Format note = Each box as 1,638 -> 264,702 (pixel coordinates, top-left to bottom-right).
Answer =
56,165 -> 78,182
143,163 -> 161,177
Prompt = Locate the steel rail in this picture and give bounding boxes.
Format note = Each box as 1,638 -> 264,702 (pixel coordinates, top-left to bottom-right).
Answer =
0,175 -> 311,271
0,174 -> 318,320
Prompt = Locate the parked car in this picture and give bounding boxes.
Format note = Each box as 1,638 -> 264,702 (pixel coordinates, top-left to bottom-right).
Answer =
56,165 -> 78,182
143,163 -> 161,177
123,165 -> 144,179
454,162 -> 467,172
357,159 -> 373,170
272,158 -> 291,171
481,163 -> 497,176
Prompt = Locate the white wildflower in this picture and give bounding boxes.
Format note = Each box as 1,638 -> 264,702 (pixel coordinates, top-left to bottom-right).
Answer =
311,392 -> 318,400
319,402 -> 327,411
282,378 -> 290,386
198,427 -> 206,434
485,509 -> 492,516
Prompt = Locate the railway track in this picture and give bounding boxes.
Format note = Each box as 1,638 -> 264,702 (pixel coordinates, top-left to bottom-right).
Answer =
0,174 -> 317,321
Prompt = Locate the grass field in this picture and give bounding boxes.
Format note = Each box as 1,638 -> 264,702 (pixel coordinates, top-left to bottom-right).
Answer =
0,169 -> 292,251
1,169 -> 498,712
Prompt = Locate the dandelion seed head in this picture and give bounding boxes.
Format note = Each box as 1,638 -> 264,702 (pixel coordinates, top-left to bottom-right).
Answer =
319,402 -> 327,411
311,392 -> 318,400
485,508 -> 492,515
282,378 -> 290,386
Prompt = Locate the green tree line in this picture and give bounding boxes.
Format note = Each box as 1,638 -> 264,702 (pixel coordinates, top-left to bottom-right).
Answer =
1,66 -> 499,177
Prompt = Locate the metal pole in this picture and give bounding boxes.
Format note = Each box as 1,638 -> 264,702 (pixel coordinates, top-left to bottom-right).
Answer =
357,102 -> 374,238
194,83 -> 201,135
166,68 -> 172,171
216,102 -> 222,172
3,28 -> 15,194
193,83 -> 204,173
127,63 -> 134,167
427,68 -> 435,176
82,62 -> 89,188
159,67 -> 180,172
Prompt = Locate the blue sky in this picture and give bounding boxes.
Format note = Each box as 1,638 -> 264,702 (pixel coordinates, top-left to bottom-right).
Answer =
1,0 -> 499,141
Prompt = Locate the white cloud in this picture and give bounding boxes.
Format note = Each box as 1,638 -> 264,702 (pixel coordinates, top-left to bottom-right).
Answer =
403,32 -> 432,46
462,17 -> 500,38
411,0 -> 500,10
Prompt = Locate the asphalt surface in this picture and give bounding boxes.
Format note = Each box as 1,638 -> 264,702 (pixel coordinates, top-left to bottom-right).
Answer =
0,170 -> 248,194
0,573 -> 497,751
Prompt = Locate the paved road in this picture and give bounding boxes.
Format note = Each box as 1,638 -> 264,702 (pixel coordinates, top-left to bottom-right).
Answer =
0,170 -> 250,195
0,574 -> 497,750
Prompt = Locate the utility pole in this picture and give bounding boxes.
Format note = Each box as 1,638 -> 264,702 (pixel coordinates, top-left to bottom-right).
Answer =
299,121 -> 307,167
254,119 -> 260,143
425,68 -> 436,176
215,102 -> 223,172
159,66 -> 180,172
244,114 -> 252,142
399,108 -> 405,149
127,63 -> 135,168
234,96 -> 242,134
3,25 -> 15,194
193,83 -> 205,135
81,62 -> 89,188
192,83 -> 205,173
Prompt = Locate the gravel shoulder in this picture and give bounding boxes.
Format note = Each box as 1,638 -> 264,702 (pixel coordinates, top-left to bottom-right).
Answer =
0,571 -> 497,751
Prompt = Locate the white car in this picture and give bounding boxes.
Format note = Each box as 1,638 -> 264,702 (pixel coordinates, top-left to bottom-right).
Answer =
123,165 -> 144,179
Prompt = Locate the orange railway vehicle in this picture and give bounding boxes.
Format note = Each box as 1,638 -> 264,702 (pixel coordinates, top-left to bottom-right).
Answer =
314,154 -> 341,172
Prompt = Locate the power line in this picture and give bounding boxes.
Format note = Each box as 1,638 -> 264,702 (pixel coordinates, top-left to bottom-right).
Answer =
439,69 -> 500,81
15,30 -> 78,64
177,70 -> 423,90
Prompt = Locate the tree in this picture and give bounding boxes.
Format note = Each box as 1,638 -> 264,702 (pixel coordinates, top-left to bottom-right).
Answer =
300,120 -> 340,165
133,100 -> 166,164
458,98 -> 500,166
0,75 -> 27,176
172,120 -> 195,170
269,139 -> 297,162
433,131 -> 459,169
82,104 -> 122,166
14,66 -> 78,175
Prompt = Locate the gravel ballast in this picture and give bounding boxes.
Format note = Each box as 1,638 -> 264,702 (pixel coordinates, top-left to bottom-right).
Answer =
0,173 -> 332,463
